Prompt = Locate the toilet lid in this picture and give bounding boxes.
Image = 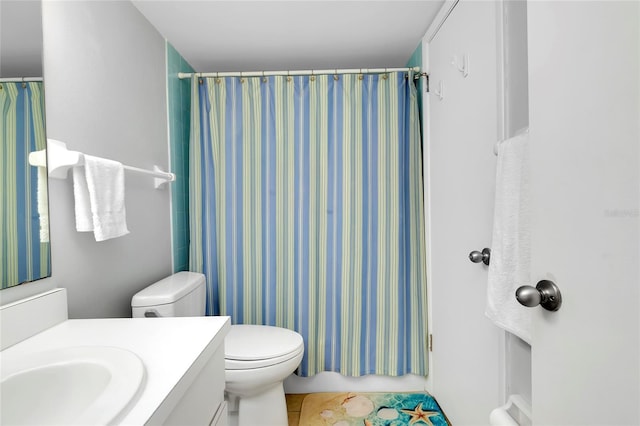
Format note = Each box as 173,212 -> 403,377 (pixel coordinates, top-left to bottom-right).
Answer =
225,325 -> 303,364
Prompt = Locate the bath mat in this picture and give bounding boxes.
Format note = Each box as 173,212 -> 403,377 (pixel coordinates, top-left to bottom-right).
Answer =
298,392 -> 449,426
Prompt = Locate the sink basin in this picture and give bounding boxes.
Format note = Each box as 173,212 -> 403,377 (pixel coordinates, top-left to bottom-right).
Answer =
1,346 -> 145,425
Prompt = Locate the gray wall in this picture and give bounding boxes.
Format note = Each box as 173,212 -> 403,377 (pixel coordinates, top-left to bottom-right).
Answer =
0,0 -> 43,78
503,0 -> 529,138
34,0 -> 172,318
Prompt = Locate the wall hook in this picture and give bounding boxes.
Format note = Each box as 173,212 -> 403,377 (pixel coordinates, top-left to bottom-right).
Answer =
451,54 -> 470,78
433,80 -> 444,100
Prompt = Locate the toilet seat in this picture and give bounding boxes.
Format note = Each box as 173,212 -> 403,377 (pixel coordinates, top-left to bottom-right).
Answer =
225,325 -> 304,370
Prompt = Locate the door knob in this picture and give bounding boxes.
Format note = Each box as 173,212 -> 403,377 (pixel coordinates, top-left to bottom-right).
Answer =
469,248 -> 491,265
515,280 -> 562,311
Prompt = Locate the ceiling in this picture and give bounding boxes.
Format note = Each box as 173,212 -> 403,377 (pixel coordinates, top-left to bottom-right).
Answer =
132,1 -> 444,72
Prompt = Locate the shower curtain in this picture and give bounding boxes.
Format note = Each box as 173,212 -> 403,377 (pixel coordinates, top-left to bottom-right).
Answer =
0,82 -> 49,288
189,72 -> 427,376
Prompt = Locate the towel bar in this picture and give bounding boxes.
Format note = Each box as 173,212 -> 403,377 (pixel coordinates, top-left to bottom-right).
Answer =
29,139 -> 176,189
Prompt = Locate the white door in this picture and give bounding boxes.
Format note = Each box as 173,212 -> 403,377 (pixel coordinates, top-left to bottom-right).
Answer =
527,2 -> 639,424
427,1 -> 502,423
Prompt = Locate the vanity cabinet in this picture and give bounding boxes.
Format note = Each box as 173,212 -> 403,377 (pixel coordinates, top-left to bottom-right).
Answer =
0,290 -> 231,426
162,344 -> 227,426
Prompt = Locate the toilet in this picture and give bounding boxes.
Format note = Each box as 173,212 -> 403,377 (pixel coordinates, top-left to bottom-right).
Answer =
131,272 -> 304,426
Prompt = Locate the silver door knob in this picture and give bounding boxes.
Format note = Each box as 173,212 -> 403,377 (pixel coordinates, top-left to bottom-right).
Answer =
516,280 -> 562,311
469,248 -> 491,265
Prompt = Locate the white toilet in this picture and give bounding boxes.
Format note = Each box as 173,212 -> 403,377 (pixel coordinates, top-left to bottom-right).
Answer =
131,272 -> 304,426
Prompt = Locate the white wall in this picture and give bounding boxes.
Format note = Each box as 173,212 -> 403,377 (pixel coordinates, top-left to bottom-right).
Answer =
25,0 -> 172,318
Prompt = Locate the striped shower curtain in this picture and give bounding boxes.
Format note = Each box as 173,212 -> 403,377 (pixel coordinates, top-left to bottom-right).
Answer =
1,82 -> 50,288
189,72 -> 427,377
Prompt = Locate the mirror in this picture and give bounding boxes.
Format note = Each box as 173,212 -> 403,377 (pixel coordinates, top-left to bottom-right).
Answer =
1,0 -> 51,289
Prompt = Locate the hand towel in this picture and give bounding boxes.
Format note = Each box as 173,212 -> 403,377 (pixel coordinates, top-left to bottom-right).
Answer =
485,132 -> 532,344
73,166 -> 93,232
72,155 -> 129,241
37,167 -> 50,242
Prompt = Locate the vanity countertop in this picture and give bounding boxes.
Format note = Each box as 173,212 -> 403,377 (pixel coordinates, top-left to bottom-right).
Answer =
0,316 -> 231,425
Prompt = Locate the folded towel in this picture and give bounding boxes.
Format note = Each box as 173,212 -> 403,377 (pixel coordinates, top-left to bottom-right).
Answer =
485,132 -> 532,344
72,155 -> 129,241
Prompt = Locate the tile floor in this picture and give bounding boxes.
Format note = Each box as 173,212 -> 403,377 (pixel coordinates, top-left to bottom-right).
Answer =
285,394 -> 307,426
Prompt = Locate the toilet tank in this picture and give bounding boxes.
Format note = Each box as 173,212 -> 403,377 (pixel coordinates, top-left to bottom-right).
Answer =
131,272 -> 206,318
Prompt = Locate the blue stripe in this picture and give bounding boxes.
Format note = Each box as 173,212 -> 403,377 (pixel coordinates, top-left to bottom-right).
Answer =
294,76 -> 311,336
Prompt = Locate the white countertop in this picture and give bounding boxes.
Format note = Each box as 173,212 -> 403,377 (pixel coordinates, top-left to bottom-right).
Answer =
1,316 -> 231,425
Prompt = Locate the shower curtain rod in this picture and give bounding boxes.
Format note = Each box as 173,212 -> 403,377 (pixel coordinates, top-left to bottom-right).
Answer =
0,77 -> 43,82
178,67 -> 425,80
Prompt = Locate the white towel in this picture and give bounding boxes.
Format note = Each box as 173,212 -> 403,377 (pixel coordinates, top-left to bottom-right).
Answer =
72,166 -> 93,232
37,167 -> 50,242
72,155 -> 129,241
485,132 -> 532,344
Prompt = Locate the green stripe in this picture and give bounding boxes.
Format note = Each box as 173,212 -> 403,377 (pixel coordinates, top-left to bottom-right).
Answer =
316,75 -> 329,373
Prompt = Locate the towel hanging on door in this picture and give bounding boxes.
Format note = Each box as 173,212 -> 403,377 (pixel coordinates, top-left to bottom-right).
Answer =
485,132 -> 532,344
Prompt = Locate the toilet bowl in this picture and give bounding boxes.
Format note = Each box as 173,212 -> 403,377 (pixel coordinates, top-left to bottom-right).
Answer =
131,272 -> 304,426
225,325 -> 304,426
